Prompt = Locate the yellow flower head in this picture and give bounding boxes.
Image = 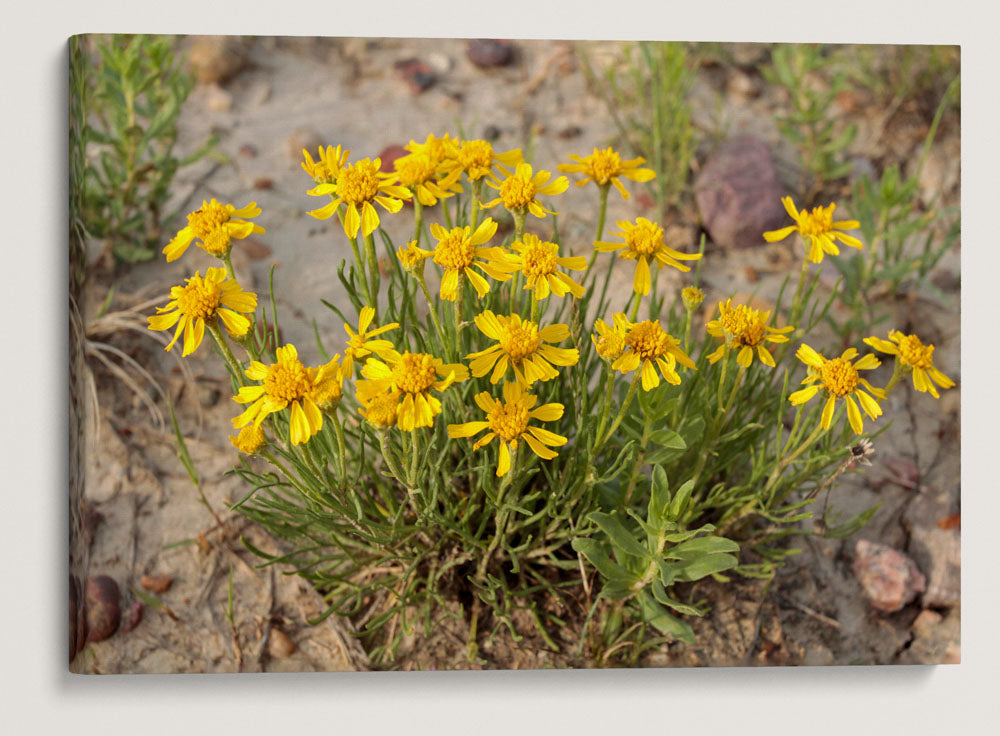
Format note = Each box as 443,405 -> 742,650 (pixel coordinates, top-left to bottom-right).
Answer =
342,306 -> 400,378
229,424 -> 267,455
681,286 -> 705,312
480,163 -> 569,219
359,390 -> 401,429
163,199 -> 265,262
788,344 -> 886,434
612,319 -> 696,391
308,355 -> 345,412
592,313 -> 631,362
232,344 -> 324,446
405,133 -> 460,167
508,234 -> 586,300
763,196 -> 863,264
147,267 -> 257,356
355,351 -> 469,431
706,299 -> 794,368
448,381 -> 566,477
595,217 -> 702,295
394,150 -> 463,207
557,147 -> 655,199
466,311 -> 579,386
396,239 -> 434,275
307,157 -> 413,239
428,218 -> 518,301
301,145 -> 350,186
863,330 -> 955,398
441,139 -> 522,183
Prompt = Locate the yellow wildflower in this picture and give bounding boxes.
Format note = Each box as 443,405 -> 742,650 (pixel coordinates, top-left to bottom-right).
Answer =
394,150 -> 462,206
594,218 -> 701,295
441,138 -> 522,183
508,234 -> 586,300
396,239 -> 433,275
308,355 -> 345,411
163,199 -> 265,262
613,319 -> 696,391
229,424 -> 267,455
301,145 -> 350,186
405,133 -> 460,168
557,147 -> 655,199
706,299 -> 794,368
480,163 -> 569,219
307,157 -> 412,239
342,306 -> 400,378
592,313 -> 631,362
232,345 -> 324,446
147,267 -> 257,356
448,381 -> 567,477
788,344 -> 886,434
681,287 -> 704,311
466,311 -> 579,386
428,219 -> 517,301
355,352 -> 469,431
863,331 -> 955,398
359,390 -> 401,429
763,196 -> 863,264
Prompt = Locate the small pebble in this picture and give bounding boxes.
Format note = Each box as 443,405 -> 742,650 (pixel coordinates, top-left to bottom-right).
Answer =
238,144 -> 258,158
394,58 -> 436,94
186,36 -> 249,85
557,125 -> 583,139
119,600 -> 144,633
241,238 -> 273,261
204,84 -> 233,112
482,125 -> 501,142
287,127 -> 323,163
852,539 -> 926,613
140,574 -> 174,594
253,177 -> 274,190
85,575 -> 121,643
268,629 -> 296,658
427,52 -> 452,74
467,39 -> 514,68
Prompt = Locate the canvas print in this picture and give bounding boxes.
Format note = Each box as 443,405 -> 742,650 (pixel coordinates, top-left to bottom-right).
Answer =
68,35 -> 960,672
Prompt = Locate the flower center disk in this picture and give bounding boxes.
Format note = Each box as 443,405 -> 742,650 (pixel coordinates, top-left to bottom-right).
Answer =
499,322 -> 542,362
820,358 -> 859,397
392,353 -> 438,394
589,149 -> 622,184
898,335 -> 934,369
627,321 -> 668,360
488,402 -> 530,442
500,175 -> 535,210
434,231 -> 475,269
336,160 -> 381,204
626,222 -> 663,256
176,278 -> 222,320
264,359 -> 312,403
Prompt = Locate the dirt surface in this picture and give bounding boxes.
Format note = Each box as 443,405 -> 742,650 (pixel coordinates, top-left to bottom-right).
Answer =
72,36 -> 960,671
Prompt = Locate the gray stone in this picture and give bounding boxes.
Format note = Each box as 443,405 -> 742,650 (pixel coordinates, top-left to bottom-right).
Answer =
694,136 -> 788,249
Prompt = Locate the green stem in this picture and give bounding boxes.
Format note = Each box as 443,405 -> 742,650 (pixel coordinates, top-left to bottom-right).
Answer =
717,345 -> 731,413
416,273 -> 449,358
363,232 -> 381,322
629,291 -> 642,322
585,185 -> 611,276
530,291 -> 539,325
333,411 -> 348,490
592,368 -> 617,453
763,420 -> 825,496
208,323 -> 244,386
789,255 -> 810,327
412,198 -> 424,245
470,180 -> 484,230
595,372 -> 640,454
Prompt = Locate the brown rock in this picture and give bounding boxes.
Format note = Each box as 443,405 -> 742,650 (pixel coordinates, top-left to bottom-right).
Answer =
241,238 -> 272,261
694,137 -> 788,249
187,36 -> 249,86
140,574 -> 174,594
238,144 -> 258,158
268,629 -> 296,658
252,177 -> 274,190
85,575 -> 121,643
393,58 -> 437,94
467,39 -> 514,68
852,539 -> 926,613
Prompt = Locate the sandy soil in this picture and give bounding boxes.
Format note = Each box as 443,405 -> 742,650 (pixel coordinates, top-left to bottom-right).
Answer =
71,36 -> 960,672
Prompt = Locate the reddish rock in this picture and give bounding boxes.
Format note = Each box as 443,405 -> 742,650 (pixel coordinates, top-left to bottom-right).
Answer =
187,36 -> 249,86
85,575 -> 121,643
120,600 -> 144,633
467,39 -> 514,68
377,145 -> 409,173
852,539 -> 926,613
252,177 -> 274,190
394,59 -> 436,94
268,629 -> 296,658
694,136 -> 788,249
140,574 -> 174,594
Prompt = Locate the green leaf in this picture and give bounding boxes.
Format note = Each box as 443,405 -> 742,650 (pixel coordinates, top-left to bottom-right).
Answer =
571,538 -> 633,590
822,503 -> 880,539
637,591 -> 695,642
668,535 -> 740,558
647,429 -> 686,449
590,512 -> 650,561
651,579 -> 704,617
668,479 -> 694,520
672,553 -> 739,582
648,464 -> 670,528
